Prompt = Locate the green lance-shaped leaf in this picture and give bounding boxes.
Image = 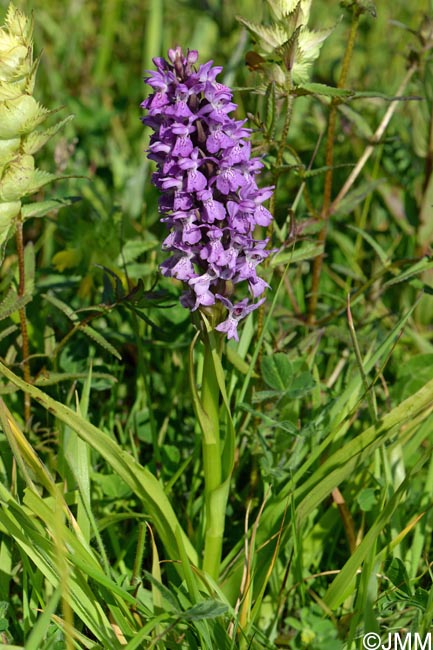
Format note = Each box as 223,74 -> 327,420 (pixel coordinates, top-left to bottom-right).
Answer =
0,285 -> 31,321
21,196 -> 80,220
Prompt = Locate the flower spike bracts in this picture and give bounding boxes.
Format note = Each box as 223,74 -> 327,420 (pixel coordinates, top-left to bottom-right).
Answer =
141,47 -> 273,341
0,3 -> 72,257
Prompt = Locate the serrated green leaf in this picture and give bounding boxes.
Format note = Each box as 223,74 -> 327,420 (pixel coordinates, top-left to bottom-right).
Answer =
21,168 -> 59,196
261,353 -> 292,391
43,292 -> 76,320
267,0 -> 305,21
293,26 -> 335,84
294,82 -> 353,98
21,196 -> 80,219
43,293 -> 121,359
302,163 -> 354,178
23,114 -> 74,155
80,324 -> 121,360
237,17 -> 288,53
0,287 -> 32,321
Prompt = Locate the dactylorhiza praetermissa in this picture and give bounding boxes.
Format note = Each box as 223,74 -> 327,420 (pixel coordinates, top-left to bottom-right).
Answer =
141,47 -> 274,341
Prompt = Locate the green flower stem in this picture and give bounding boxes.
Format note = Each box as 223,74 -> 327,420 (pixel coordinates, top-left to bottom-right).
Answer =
201,331 -> 224,580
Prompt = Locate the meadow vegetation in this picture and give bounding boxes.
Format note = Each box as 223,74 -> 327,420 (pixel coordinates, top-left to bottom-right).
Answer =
0,0 -> 432,648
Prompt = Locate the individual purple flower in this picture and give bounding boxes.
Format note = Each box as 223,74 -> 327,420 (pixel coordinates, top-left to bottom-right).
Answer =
215,295 -> 266,341
141,46 -> 274,340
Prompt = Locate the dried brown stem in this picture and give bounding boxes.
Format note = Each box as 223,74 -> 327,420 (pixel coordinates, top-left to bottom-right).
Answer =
307,13 -> 361,324
16,214 -> 31,423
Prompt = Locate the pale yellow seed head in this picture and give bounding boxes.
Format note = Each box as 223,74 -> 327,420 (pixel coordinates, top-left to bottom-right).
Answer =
0,4 -> 33,86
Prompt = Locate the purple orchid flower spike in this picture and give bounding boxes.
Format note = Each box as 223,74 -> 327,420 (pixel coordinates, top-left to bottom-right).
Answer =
142,47 -> 274,339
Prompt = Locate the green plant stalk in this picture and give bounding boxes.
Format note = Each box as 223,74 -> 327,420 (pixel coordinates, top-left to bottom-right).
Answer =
307,11 -> 360,323
256,83 -> 294,349
16,214 -> 31,423
201,332 -> 223,579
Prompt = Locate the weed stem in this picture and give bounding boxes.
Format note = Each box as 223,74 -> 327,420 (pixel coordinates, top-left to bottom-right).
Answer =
308,11 -> 361,323
16,214 -> 31,423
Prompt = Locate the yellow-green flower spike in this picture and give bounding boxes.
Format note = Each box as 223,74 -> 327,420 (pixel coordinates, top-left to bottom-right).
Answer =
239,0 -> 333,87
0,4 -> 72,255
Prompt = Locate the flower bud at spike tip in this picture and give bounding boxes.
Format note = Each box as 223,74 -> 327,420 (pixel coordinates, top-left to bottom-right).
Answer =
142,47 -> 274,341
